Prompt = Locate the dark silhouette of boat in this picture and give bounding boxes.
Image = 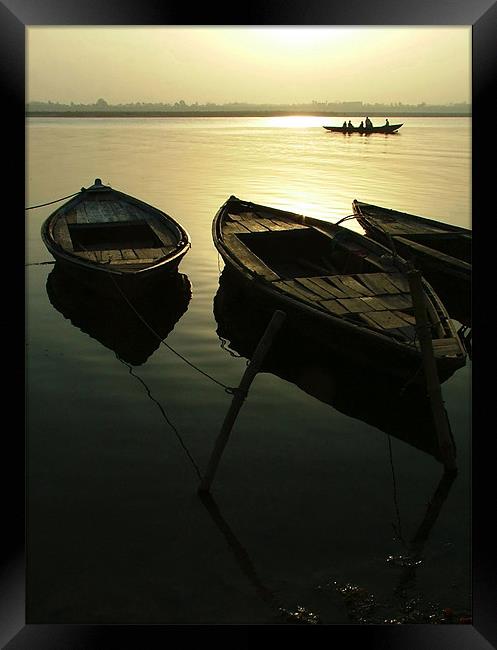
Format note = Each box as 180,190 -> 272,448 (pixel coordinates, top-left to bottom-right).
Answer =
46,263 -> 191,366
323,123 -> 403,134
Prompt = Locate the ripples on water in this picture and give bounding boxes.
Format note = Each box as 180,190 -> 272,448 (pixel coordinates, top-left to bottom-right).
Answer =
26,116 -> 471,624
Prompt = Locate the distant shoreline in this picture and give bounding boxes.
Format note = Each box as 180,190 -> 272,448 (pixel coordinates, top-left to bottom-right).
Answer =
26,111 -> 471,118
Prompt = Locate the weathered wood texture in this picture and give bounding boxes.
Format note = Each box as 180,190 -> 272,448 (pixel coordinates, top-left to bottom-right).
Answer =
270,272 -> 424,340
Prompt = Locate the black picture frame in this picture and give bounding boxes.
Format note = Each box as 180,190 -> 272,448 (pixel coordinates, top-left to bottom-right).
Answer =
2,0 -> 496,646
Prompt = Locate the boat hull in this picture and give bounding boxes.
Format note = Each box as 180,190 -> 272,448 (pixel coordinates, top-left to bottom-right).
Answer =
48,246 -> 189,298
323,123 -> 403,134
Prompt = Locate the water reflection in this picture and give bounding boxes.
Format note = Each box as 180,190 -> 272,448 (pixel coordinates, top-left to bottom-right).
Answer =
213,268 -> 455,462
392,469 -> 457,593
198,492 -> 320,624
199,445 -> 458,624
46,262 -> 192,366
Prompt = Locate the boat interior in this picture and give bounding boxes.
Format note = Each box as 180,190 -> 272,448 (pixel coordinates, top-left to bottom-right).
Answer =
235,227 -> 379,278
220,205 -> 461,353
69,222 -> 164,252
52,193 -> 180,266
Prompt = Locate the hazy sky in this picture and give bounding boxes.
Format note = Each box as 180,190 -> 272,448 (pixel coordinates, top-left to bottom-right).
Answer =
27,26 -> 471,105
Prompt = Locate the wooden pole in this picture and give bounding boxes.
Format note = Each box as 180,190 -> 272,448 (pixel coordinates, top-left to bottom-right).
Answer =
407,269 -> 457,471
198,309 -> 287,493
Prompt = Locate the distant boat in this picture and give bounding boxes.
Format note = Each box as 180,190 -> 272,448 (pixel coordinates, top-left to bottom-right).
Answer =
323,123 -> 403,134
353,200 -> 471,325
212,195 -> 466,378
41,178 -> 191,291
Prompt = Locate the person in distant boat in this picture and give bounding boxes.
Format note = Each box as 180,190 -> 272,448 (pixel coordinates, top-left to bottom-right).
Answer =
365,116 -> 373,129
385,118 -> 390,127
342,121 -> 347,129
348,120 -> 354,128
359,121 -> 364,129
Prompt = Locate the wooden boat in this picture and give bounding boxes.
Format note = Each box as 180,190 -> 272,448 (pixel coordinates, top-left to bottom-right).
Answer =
46,263 -> 191,366
41,179 -> 191,291
352,200 -> 471,324
213,196 -> 466,378
323,123 -> 402,134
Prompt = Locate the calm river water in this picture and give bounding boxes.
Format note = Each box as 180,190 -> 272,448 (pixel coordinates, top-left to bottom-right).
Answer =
26,116 -> 471,624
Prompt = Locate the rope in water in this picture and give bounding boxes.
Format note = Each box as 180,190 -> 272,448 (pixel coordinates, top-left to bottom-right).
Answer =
108,273 -> 235,394
117,355 -> 203,480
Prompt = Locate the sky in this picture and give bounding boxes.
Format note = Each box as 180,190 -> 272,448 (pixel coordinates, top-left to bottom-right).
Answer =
27,26 -> 471,106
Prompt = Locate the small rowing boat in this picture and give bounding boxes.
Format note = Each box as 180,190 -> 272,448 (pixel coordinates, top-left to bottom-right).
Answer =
323,123 -> 402,134
212,196 -> 466,378
352,200 -> 471,324
41,179 -> 191,290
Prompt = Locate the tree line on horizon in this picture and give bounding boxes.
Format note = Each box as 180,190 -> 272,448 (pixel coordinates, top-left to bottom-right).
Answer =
26,98 -> 471,114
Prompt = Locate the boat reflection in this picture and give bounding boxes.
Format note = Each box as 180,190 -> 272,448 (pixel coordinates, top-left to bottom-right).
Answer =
214,269 -> 455,462
46,262 -> 191,366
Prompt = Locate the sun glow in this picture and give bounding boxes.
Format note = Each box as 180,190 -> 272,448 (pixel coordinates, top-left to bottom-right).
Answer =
27,27 -> 471,106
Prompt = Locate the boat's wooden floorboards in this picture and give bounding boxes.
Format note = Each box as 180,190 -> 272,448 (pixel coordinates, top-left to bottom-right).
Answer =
71,246 -> 172,262
225,211 -> 307,233
432,338 -> 463,356
358,205 -> 453,236
68,201 -> 127,224
274,273 -> 422,339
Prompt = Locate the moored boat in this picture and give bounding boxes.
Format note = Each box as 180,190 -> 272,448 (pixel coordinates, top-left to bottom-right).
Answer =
212,196 -> 466,378
323,123 -> 403,134
352,200 -> 471,324
41,178 -> 191,291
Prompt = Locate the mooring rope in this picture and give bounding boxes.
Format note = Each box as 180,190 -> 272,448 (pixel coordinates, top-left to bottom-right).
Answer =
334,213 -> 358,226
117,355 -> 203,480
25,189 -> 84,210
